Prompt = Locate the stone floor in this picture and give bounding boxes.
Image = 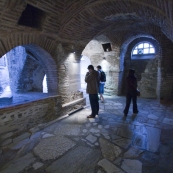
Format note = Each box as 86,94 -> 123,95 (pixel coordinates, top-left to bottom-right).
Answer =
1,95 -> 173,173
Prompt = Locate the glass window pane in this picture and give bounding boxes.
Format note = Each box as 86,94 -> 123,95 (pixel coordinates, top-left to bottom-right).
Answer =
150,48 -> 155,53
138,44 -> 143,48
143,48 -> 149,54
131,42 -> 155,57
133,49 -> 137,54
144,43 -> 149,48
138,48 -> 143,54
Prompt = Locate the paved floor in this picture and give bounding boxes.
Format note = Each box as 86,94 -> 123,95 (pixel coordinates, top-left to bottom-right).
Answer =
0,95 -> 173,173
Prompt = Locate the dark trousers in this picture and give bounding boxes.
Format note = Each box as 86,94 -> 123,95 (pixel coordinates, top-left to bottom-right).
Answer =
89,94 -> 99,117
124,93 -> 138,115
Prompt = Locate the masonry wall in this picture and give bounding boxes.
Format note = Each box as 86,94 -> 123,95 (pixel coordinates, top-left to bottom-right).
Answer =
0,95 -> 85,148
18,57 -> 44,92
55,42 -> 84,104
57,59 -> 83,104
137,57 -> 159,98
0,95 -> 61,147
6,46 -> 26,94
160,36 -> 173,100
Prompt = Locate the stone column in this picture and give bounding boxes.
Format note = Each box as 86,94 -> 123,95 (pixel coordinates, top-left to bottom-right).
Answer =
56,43 -> 84,104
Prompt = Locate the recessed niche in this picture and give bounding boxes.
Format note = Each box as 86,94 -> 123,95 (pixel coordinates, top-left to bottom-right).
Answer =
102,43 -> 112,52
18,4 -> 46,29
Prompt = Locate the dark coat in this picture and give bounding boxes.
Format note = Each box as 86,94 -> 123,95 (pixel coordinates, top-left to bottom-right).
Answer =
126,75 -> 137,95
85,70 -> 99,94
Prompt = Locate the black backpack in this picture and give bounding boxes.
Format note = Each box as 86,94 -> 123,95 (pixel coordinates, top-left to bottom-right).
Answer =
100,71 -> 106,82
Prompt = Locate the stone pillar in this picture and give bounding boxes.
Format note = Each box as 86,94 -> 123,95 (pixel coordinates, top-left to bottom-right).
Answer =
159,36 -> 173,100
57,60 -> 69,103
57,44 -> 83,104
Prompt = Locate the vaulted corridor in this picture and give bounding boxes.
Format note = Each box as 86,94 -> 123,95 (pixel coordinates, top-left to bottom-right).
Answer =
0,0 -> 173,172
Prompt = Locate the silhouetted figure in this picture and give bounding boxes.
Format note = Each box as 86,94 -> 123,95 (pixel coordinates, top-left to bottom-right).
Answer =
123,69 -> 138,118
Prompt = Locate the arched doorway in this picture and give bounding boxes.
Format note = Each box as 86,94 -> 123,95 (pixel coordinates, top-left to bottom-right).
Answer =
121,37 -> 160,98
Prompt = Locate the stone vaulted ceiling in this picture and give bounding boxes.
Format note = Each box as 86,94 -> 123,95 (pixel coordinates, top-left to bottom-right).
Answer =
0,0 -> 172,54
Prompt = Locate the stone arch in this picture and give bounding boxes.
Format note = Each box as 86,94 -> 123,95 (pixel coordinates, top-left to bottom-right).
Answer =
23,44 -> 58,93
0,33 -> 58,94
59,0 -> 172,42
119,34 -> 161,98
119,34 -> 160,72
82,34 -> 121,95
0,32 -> 57,58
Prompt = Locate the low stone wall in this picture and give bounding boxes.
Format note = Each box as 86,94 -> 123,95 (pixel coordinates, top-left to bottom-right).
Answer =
0,96 -> 61,140
62,98 -> 86,115
0,95 -> 86,148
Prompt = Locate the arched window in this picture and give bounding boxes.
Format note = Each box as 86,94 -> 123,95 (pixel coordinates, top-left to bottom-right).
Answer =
132,42 -> 155,59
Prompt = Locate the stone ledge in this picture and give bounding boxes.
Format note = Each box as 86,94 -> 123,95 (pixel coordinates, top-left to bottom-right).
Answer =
62,98 -> 85,108
0,95 -> 61,112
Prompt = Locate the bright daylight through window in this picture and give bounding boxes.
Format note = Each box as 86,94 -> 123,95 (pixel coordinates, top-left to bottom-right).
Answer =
132,42 -> 155,55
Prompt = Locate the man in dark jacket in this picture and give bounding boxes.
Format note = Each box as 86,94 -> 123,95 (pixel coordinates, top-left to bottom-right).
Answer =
85,65 -> 99,118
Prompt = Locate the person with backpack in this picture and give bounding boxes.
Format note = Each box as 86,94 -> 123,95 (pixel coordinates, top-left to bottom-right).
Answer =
97,65 -> 106,103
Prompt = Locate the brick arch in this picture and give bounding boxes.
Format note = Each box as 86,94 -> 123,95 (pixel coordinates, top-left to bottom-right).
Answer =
119,34 -> 160,71
0,33 -> 58,93
0,32 -> 57,58
60,0 -> 171,41
117,34 -> 161,96
23,44 -> 58,93
61,0 -> 167,31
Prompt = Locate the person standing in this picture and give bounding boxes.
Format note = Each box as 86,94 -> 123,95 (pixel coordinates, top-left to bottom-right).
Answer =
97,65 -> 106,103
123,69 -> 139,118
85,65 -> 99,118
